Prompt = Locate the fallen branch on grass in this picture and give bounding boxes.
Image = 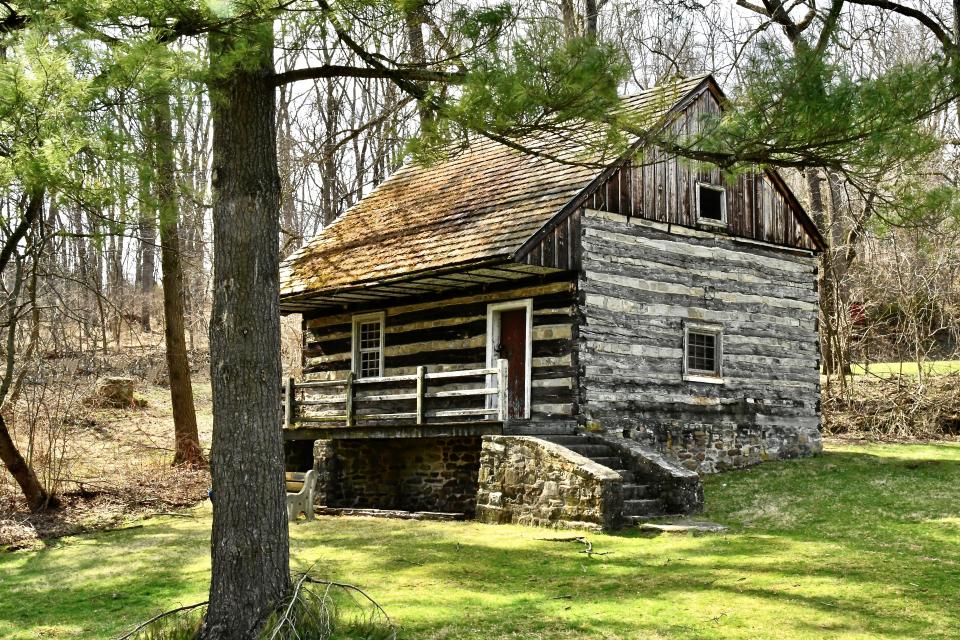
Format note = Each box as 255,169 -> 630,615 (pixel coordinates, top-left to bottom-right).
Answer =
537,536 -> 611,556
116,572 -> 395,640
116,601 -> 207,640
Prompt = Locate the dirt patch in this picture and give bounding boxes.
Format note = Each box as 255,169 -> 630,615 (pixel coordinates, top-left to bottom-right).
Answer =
1,467 -> 209,551
1,372 -> 214,550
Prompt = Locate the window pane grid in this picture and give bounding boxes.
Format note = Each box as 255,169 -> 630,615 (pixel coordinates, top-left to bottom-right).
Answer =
356,319 -> 383,378
359,322 -> 380,349
686,331 -> 718,374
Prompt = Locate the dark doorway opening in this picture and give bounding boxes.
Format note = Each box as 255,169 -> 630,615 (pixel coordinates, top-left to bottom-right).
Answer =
497,308 -> 528,420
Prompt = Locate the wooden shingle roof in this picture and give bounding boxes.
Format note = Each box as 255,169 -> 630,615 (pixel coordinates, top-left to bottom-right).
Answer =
280,76 -> 707,307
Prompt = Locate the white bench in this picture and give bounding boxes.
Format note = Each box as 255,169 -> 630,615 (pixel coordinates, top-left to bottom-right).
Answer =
285,470 -> 317,521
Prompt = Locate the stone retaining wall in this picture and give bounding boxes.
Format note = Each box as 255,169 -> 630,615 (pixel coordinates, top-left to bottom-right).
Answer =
475,435 -> 623,531
311,436 -> 481,515
628,421 -> 822,474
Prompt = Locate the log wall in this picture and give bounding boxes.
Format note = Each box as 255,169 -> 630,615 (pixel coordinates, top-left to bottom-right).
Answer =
577,208 -> 822,473
301,277 -> 578,421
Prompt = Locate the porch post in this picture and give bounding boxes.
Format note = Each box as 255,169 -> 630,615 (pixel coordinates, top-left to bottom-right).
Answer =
497,358 -> 509,422
345,372 -> 355,427
283,377 -> 295,429
416,366 -> 426,425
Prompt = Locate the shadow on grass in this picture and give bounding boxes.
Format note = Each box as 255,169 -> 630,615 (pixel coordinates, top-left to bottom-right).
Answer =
286,448 -> 960,638
0,520 -> 209,639
2,446 -> 959,639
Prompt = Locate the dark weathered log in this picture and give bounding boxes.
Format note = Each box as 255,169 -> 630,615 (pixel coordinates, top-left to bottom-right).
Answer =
302,280 -> 577,420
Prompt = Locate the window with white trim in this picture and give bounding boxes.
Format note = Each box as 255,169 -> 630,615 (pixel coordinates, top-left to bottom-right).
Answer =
352,312 -> 385,379
697,183 -> 726,224
683,322 -> 723,381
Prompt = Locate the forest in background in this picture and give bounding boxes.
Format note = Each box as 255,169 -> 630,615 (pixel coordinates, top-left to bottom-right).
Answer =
2,0 -> 960,509
1,0 -> 960,633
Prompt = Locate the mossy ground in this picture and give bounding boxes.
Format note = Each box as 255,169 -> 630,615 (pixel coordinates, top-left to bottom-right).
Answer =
1,442 -> 958,639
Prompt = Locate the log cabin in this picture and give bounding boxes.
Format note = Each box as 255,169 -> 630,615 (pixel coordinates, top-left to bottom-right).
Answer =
279,75 -> 825,531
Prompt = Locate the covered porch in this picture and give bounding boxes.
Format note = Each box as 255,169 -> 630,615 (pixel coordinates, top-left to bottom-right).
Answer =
282,360 -> 510,441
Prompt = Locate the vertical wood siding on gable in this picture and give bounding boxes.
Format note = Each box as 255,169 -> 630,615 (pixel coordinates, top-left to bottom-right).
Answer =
577,208 -> 820,432
301,278 -> 578,420
587,91 -> 818,251
521,209 -> 582,271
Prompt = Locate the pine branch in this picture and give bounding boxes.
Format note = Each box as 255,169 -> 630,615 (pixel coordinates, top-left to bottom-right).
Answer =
272,65 -> 465,87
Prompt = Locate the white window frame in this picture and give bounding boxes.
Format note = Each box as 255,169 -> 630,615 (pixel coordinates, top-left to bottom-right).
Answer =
696,182 -> 727,226
683,321 -> 724,384
351,311 -> 386,379
485,298 -> 533,420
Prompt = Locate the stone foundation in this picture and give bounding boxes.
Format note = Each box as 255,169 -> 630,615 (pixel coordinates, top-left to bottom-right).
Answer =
311,436 -> 481,515
627,421 -> 822,474
475,435 -> 622,531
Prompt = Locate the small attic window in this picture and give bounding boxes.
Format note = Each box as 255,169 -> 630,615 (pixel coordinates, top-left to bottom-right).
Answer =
697,183 -> 726,224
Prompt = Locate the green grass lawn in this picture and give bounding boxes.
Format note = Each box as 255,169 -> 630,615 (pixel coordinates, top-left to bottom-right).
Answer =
2,442 -> 959,639
849,360 -> 960,377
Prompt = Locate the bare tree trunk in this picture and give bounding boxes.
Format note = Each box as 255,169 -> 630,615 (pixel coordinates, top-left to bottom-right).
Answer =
405,1 -> 433,127
805,168 -> 837,375
154,96 -> 205,469
202,23 -> 290,639
560,0 -> 578,39
0,415 -> 50,511
585,0 -> 601,37
0,189 -> 54,511
139,131 -> 156,333
321,75 -> 341,227
71,208 -> 89,352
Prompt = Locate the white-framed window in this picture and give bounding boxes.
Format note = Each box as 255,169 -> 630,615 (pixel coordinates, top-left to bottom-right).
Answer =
683,322 -> 723,383
697,183 -> 726,225
352,312 -> 385,379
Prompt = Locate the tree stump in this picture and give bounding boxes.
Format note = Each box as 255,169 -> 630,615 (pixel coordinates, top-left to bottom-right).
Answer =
91,377 -> 137,408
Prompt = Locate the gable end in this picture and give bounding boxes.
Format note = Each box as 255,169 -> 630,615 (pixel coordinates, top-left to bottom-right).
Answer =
514,77 -> 825,262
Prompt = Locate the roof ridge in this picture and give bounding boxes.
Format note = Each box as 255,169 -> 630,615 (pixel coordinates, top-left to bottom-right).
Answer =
617,73 -> 713,101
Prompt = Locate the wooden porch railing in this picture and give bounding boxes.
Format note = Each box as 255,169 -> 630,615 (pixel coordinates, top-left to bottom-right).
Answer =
282,359 -> 509,429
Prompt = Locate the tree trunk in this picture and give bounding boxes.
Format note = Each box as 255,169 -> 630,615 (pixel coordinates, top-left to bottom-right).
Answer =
585,0 -> 600,38
321,74 -> 340,227
202,23 -> 290,639
0,414 -> 50,511
805,168 -> 836,374
139,130 -> 156,333
560,0 -> 578,40
154,96 -> 205,469
0,189 -> 54,511
405,2 -> 433,128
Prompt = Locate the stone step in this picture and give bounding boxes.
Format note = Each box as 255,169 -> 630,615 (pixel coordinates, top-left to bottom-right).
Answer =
564,444 -> 615,458
613,468 -> 635,482
622,483 -> 653,500
590,456 -> 622,469
625,513 -> 685,525
622,498 -> 663,516
537,434 -> 587,446
507,421 -> 578,436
